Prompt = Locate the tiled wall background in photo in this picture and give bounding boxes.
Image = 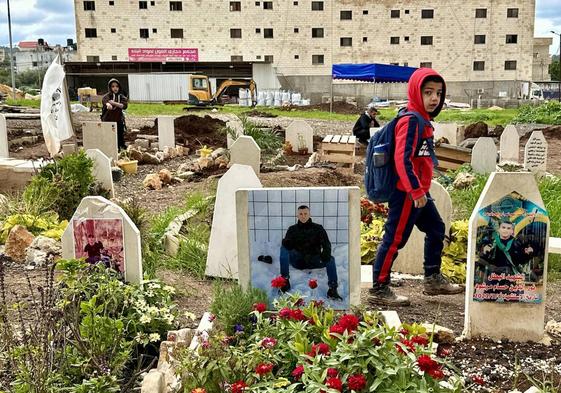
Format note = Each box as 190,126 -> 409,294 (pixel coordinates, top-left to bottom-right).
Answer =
248,188 -> 349,245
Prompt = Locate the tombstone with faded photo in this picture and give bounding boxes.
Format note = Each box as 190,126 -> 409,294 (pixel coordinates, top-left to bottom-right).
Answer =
236,187 -> 361,310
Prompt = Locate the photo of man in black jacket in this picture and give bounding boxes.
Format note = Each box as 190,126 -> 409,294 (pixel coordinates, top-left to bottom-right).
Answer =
352,103 -> 380,145
278,205 -> 342,300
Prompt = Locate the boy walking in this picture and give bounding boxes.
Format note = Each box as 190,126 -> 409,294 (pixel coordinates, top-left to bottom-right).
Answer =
369,68 -> 463,306
101,78 -> 128,151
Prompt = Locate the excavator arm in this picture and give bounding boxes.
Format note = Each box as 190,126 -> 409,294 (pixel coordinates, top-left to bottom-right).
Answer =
212,79 -> 256,105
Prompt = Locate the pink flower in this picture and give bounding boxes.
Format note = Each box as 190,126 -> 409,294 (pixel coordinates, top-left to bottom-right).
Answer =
292,365 -> 304,381
338,314 -> 360,332
253,303 -> 267,313
308,279 -> 318,289
255,362 -> 274,376
347,374 -> 367,391
261,337 -> 277,349
326,377 -> 343,391
271,276 -> 287,289
326,368 -> 338,378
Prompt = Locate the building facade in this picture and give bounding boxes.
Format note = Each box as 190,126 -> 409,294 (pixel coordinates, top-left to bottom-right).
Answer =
74,0 -> 550,102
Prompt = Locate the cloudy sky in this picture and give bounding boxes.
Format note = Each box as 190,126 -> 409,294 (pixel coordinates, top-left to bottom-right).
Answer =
0,0 -> 560,54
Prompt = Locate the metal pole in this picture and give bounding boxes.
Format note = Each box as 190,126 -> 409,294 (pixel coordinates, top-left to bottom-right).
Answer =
7,0 -> 17,100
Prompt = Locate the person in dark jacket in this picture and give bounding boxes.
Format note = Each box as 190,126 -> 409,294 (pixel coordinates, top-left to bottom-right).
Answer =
353,103 -> 380,144
278,205 -> 342,300
101,78 -> 128,150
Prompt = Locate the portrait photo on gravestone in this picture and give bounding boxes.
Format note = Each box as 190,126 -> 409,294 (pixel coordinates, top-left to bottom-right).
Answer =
73,218 -> 125,274
473,192 -> 548,304
247,188 -> 351,309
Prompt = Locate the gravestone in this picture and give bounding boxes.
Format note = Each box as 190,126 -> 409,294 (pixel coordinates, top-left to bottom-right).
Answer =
82,122 -> 118,161
61,196 -> 142,284
0,115 -> 8,158
230,136 -> 261,175
464,172 -> 549,342
226,118 -> 244,149
524,131 -> 548,175
286,120 -> 314,153
393,181 -> 453,275
86,149 -> 114,198
205,164 -> 262,279
432,123 -> 459,146
499,125 -> 520,163
471,137 -> 497,173
157,116 -> 175,149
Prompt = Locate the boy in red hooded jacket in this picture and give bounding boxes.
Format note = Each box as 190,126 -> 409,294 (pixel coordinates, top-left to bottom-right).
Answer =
369,68 -> 464,306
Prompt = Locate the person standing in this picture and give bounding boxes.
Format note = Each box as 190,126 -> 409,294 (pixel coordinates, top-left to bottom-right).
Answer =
101,78 -> 128,151
353,103 -> 380,145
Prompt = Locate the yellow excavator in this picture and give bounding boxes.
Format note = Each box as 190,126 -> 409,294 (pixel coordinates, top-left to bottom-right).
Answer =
188,74 -> 256,106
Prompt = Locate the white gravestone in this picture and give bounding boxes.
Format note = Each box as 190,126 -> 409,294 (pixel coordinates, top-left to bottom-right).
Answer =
499,125 -> 520,163
0,115 -> 8,158
432,123 -> 459,146
464,172 -> 549,342
226,118 -> 244,149
471,137 -> 497,173
286,120 -> 314,153
61,196 -> 143,284
393,181 -> 454,275
230,136 -> 261,175
82,122 -> 118,161
86,149 -> 114,198
524,131 -> 548,175
205,164 -> 263,279
157,116 -> 175,149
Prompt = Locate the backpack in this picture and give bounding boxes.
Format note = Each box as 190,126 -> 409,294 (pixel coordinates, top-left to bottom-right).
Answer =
364,110 -> 437,203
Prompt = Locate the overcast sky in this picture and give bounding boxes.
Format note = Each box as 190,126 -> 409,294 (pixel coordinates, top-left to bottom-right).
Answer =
0,0 -> 560,54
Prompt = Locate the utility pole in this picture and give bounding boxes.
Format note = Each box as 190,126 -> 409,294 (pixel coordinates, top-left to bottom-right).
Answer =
7,0 -> 17,100
552,31 -> 561,102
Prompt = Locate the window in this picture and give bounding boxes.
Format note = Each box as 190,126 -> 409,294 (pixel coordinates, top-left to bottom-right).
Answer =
421,9 -> 434,18
83,1 -> 95,11
85,28 -> 97,38
474,35 -> 486,44
294,27 -> 299,33
505,60 -> 517,70
390,36 -> 400,44
404,36 -> 410,42
230,28 -> 242,38
312,28 -> 324,38
421,36 -> 433,45
111,28 -> 116,33
32,61 -> 38,67
139,1 -> 147,9
420,62 -> 432,68
363,10 -> 368,15
152,28 -> 157,33
340,37 -> 352,47
139,28 -> 149,38
256,28 -> 261,33
264,28 -> 274,38
263,1 -> 272,9
109,1 -> 114,5
112,55 -> 117,60
311,1 -> 323,11
230,1 -> 241,11
231,55 -> 243,62
86,56 -> 100,62
363,36 -> 367,42
312,54 -> 324,65
473,61 -> 485,71
169,1 -> 182,11
340,10 -> 352,20
507,8 -> 519,18
475,8 -> 487,18
506,34 -> 518,44
391,9 -> 400,18
264,55 -> 273,62
171,28 -> 183,38
294,54 -> 299,59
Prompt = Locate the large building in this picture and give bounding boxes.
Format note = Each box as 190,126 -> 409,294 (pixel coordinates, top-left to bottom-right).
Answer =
74,0 -> 551,103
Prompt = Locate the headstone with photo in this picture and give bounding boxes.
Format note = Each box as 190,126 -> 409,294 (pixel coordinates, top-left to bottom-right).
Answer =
86,149 -> 114,198
524,131 -> 548,175
499,125 -> 520,163
286,120 -> 314,153
471,137 -> 497,173
61,196 -> 142,284
463,172 -> 549,342
82,121 -> 118,161
230,136 -> 261,175
0,115 -> 8,158
205,164 -> 263,279
236,186 -> 361,310
157,116 -> 175,149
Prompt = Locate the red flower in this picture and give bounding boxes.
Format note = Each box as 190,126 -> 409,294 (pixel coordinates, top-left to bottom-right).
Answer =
255,362 -> 274,376
290,309 -> 306,321
231,381 -> 248,393
428,366 -> 444,380
292,365 -> 304,381
329,324 -> 345,337
279,307 -> 292,319
271,276 -> 287,289
338,314 -> 360,332
311,342 -> 331,356
261,337 -> 277,349
411,335 -> 429,347
253,303 -> 267,313
308,279 -> 318,289
326,368 -> 338,378
417,355 -> 439,372
347,374 -> 367,391
326,377 -> 343,391
471,375 -> 485,385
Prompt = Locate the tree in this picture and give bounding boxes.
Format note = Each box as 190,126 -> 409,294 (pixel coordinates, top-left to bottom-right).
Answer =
550,60 -> 560,81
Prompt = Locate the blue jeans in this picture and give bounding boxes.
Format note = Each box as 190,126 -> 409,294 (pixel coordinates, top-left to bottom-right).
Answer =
279,246 -> 338,287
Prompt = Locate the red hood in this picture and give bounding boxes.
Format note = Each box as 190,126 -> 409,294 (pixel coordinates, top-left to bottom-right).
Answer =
406,68 -> 446,120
